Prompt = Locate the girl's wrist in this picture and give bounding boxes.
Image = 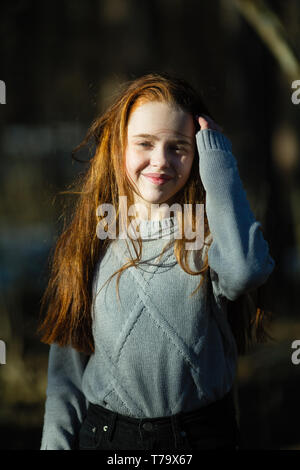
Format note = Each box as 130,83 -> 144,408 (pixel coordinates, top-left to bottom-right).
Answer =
196,128 -> 232,154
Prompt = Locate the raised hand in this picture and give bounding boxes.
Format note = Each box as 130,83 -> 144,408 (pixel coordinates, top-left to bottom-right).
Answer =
196,114 -> 223,133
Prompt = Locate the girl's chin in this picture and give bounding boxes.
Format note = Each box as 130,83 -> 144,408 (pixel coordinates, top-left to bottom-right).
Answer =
138,194 -> 174,206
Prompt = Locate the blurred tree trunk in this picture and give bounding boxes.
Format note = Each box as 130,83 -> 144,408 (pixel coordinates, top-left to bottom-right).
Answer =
232,0 -> 300,81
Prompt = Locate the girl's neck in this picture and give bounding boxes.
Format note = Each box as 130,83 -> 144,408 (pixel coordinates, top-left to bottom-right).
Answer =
134,216 -> 178,240
134,202 -> 178,222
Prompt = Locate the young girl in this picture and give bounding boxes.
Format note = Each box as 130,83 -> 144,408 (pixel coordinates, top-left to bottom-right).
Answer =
39,72 -> 275,451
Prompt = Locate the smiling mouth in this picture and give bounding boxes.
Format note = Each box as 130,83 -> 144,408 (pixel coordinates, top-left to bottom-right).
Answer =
143,174 -> 172,185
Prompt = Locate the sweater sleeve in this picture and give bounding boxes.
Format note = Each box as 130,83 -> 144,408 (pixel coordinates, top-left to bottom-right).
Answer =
40,343 -> 90,450
196,129 -> 275,301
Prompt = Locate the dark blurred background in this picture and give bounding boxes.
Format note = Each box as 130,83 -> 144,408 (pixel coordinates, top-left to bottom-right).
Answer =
0,0 -> 300,450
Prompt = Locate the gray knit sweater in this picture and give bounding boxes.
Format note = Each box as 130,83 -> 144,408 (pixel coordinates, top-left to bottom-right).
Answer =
40,129 -> 275,449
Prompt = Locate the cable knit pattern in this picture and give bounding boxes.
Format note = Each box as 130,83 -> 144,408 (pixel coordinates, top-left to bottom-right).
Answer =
40,129 -> 275,449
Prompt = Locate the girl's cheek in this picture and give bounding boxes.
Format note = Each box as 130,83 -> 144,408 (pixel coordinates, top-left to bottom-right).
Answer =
134,156 -> 149,172
125,151 -> 142,171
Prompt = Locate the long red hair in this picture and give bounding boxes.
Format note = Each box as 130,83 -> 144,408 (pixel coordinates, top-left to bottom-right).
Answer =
38,72 -> 272,355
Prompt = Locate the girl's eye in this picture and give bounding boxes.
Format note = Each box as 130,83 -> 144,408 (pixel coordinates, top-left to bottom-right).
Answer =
169,145 -> 185,152
138,142 -> 152,148
137,142 -> 185,152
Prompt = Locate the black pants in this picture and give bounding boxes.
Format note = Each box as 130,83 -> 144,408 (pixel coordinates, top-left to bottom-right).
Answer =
79,390 -> 240,451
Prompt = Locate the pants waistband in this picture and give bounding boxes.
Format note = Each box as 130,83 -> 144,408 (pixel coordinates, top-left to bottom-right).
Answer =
85,390 -> 236,449
88,389 -> 235,428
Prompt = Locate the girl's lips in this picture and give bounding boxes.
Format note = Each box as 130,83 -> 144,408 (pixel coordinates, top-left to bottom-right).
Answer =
143,174 -> 172,185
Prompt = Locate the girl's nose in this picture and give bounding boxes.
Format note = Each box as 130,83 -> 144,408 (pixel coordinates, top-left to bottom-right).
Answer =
150,147 -> 170,168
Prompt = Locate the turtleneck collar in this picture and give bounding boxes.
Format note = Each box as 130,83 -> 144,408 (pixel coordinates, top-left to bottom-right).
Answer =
122,216 -> 179,240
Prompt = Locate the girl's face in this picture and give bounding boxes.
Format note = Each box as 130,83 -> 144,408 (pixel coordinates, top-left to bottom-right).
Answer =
124,100 -> 196,219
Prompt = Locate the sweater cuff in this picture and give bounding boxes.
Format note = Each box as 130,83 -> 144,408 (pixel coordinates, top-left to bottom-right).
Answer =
195,129 -> 232,154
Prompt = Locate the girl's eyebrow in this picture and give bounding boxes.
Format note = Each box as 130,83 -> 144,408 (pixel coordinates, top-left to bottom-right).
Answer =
132,133 -> 193,146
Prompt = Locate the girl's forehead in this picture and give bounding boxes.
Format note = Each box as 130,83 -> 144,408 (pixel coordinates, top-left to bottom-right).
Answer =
127,101 -> 194,138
